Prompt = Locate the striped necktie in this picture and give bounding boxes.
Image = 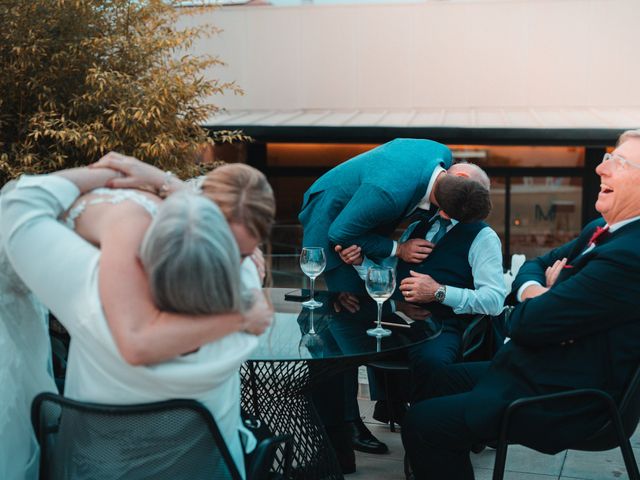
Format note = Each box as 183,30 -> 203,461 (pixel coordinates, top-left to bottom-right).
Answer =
431,217 -> 452,244
407,216 -> 439,240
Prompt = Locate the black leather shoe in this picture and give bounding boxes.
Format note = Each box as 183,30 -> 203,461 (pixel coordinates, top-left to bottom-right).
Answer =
326,425 -> 356,474
349,417 -> 389,454
373,400 -> 408,426
470,443 -> 486,454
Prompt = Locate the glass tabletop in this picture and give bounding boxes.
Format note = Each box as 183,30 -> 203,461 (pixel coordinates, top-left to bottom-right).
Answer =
247,288 -> 472,362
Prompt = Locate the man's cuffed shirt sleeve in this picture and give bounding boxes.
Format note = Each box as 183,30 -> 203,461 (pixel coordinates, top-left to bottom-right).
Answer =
516,280 -> 544,302
442,228 -> 507,315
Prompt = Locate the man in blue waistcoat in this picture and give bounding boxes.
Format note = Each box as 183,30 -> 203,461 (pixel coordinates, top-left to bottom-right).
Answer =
340,162 -> 505,423
299,138 -> 489,294
402,129 -> 640,479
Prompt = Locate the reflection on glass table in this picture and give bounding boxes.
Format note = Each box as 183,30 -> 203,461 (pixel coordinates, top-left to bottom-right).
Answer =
240,288 -> 468,479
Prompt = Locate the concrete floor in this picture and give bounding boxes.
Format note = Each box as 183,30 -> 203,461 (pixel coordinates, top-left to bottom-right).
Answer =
354,398 -> 640,480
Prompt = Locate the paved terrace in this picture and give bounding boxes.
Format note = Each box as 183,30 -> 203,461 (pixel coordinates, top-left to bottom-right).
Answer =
355,398 -> 639,480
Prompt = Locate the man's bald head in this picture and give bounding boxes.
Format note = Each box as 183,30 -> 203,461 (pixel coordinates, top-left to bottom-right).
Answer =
448,162 -> 490,189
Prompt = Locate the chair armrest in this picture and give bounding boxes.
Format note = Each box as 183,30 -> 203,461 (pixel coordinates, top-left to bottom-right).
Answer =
498,388 -> 619,445
247,433 -> 293,480
461,314 -> 487,358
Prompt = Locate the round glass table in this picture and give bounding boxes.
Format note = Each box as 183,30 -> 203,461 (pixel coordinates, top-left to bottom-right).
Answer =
240,288 -> 449,479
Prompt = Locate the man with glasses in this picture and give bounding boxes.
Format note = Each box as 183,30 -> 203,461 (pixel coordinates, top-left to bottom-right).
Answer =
402,129 -> 640,480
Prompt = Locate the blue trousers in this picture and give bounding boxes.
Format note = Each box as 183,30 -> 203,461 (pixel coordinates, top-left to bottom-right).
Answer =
371,329 -> 463,403
402,362 -> 492,480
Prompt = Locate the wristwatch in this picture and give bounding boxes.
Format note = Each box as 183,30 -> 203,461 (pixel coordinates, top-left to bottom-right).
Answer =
434,285 -> 447,303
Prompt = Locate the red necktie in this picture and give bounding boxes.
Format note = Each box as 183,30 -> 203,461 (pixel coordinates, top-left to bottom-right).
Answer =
588,225 -> 610,246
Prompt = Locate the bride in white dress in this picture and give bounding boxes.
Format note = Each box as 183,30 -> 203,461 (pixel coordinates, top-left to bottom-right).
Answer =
0,183 -> 57,479
0,157 -> 275,479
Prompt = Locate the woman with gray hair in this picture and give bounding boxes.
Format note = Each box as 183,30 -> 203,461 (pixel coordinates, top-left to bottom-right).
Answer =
140,191 -> 246,316
0,165 -> 271,478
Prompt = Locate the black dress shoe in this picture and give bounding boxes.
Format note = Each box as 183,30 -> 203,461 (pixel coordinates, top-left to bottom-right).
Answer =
326,424 -> 356,474
470,443 -> 486,454
373,400 -> 408,426
348,417 -> 389,454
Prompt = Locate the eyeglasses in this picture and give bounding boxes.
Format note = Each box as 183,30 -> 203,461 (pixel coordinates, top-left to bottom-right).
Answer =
601,152 -> 640,170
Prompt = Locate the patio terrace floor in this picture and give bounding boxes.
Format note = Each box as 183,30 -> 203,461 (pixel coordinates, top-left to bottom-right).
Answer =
354,398 -> 640,480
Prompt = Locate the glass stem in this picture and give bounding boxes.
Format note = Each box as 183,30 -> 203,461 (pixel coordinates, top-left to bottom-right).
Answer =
376,300 -> 383,328
309,311 -> 316,335
309,277 -> 315,302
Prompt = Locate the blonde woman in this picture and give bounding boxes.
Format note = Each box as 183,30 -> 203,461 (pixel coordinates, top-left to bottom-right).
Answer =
90,153 -> 276,364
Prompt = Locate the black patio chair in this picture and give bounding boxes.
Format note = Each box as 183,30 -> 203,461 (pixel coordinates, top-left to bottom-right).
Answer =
492,363 -> 640,480
368,314 -> 488,431
32,392 -> 292,480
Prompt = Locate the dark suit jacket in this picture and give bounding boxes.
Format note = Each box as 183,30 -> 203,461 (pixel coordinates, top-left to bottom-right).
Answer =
465,217 -> 640,453
298,138 -> 452,271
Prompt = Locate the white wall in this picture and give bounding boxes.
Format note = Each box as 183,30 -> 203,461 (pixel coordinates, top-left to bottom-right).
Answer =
179,0 -> 640,111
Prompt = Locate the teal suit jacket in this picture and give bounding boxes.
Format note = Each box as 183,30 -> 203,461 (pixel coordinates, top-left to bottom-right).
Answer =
298,139 -> 452,271
466,218 -> 640,453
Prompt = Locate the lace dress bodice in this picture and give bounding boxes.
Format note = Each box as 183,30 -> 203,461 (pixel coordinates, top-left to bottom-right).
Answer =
64,188 -> 158,229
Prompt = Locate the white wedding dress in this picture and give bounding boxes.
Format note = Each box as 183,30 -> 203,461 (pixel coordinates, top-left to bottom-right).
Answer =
0,182 -> 57,480
0,186 -> 158,480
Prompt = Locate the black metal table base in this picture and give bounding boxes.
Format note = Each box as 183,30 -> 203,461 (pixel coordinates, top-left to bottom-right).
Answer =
241,359 -> 356,480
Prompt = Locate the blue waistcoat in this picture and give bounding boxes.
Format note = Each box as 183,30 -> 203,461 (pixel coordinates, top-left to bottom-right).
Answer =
396,221 -> 488,288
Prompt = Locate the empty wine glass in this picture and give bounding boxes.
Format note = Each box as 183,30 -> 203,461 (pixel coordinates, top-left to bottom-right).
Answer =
365,266 -> 396,337
300,247 -> 326,309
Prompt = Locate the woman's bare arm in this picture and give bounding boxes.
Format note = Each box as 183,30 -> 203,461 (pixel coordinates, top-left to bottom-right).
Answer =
97,202 -> 272,365
62,161 -> 273,364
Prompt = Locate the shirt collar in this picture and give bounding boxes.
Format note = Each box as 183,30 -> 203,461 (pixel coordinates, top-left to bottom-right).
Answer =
427,211 -> 457,227
606,215 -> 640,233
416,166 -> 446,211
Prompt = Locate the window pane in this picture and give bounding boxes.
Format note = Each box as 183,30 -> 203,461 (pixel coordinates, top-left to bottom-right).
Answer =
509,176 -> 582,258
450,145 -> 585,167
485,176 -> 506,257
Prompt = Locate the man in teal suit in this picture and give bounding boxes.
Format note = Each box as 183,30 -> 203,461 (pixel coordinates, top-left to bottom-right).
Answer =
299,138 -> 487,293
299,138 -> 492,472
403,129 -> 640,479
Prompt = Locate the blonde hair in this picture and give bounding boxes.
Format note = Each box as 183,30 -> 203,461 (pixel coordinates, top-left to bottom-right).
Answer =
201,163 -> 275,242
617,129 -> 640,146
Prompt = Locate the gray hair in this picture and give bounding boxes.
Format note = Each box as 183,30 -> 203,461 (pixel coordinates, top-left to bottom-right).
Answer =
139,192 -> 244,315
449,161 -> 491,189
618,129 -> 640,146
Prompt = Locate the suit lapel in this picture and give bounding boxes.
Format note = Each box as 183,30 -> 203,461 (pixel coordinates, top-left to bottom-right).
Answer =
555,218 -> 640,285
555,219 -> 605,285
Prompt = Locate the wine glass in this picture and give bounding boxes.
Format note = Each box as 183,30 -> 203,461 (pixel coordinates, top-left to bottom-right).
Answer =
365,266 -> 396,337
299,309 -> 324,358
300,247 -> 326,309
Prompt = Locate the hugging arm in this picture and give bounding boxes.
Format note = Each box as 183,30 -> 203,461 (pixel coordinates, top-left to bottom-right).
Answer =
97,202 -> 270,366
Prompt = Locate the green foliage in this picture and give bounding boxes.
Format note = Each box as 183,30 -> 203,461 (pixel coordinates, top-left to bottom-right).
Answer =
0,0 -> 242,183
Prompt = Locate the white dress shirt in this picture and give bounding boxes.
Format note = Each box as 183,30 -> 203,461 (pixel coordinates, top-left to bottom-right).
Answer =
1,175 -> 257,477
390,166 -> 446,257
355,216 -> 506,315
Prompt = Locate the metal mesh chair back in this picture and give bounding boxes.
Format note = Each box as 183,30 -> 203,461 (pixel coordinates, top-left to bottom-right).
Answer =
32,393 -> 242,480
575,363 -> 640,451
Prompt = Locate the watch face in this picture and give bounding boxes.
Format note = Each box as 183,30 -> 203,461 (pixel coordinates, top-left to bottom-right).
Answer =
435,288 -> 445,302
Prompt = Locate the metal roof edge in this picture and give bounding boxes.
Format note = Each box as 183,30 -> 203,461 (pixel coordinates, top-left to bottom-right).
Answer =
202,124 -> 625,147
